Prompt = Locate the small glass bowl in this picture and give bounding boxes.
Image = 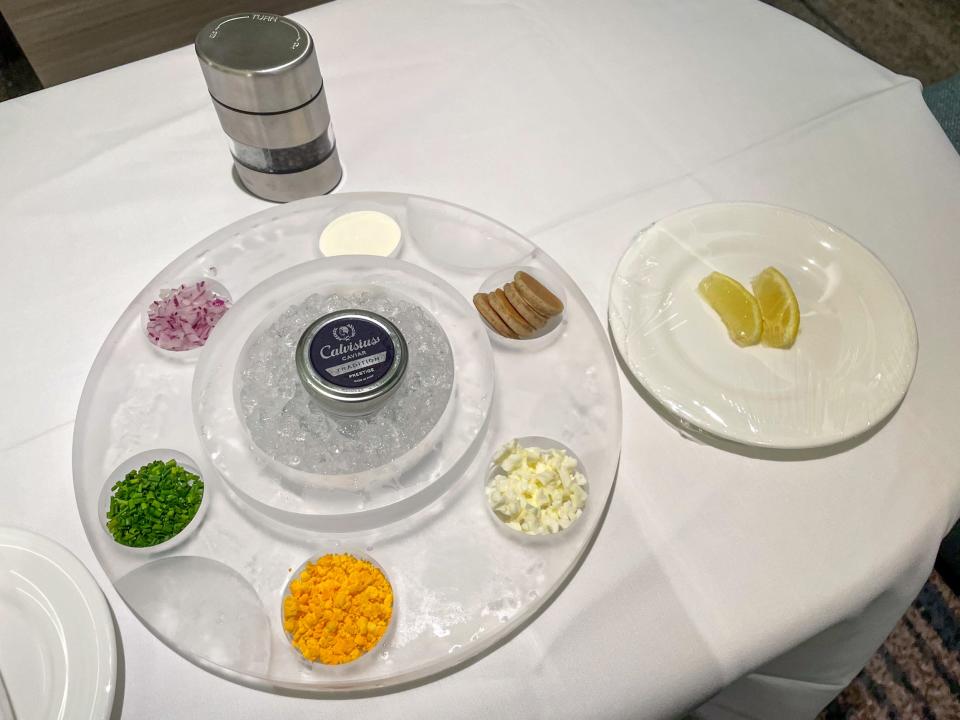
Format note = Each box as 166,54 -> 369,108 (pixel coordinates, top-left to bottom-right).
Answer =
484,435 -> 589,542
141,277 -> 233,360
317,210 -> 404,260
280,549 -> 396,670
99,449 -> 209,555
476,265 -> 568,350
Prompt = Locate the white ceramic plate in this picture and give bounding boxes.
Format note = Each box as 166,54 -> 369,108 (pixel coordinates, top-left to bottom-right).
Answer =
609,203 -> 918,449
0,527 -> 116,719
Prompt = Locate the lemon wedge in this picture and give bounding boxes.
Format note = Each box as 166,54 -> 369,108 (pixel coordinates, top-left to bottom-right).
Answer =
697,272 -> 763,347
752,266 -> 800,348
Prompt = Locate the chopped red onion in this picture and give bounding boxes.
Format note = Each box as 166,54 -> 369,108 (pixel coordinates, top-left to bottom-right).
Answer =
146,281 -> 231,351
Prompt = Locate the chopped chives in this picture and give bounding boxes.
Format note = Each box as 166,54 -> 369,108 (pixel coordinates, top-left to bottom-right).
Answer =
106,459 -> 204,547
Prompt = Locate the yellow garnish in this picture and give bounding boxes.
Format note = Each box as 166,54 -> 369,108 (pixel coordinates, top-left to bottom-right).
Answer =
697,271 -> 763,347
282,553 -> 393,665
751,266 -> 800,348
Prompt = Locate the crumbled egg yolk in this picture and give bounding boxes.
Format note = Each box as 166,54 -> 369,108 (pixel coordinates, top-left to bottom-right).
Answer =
485,440 -> 587,535
283,553 -> 393,665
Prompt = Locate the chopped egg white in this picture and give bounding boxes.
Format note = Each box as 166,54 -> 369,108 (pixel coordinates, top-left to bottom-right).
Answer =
485,440 -> 587,535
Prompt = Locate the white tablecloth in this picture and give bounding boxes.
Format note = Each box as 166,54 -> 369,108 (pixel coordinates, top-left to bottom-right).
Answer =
2,1 -> 959,718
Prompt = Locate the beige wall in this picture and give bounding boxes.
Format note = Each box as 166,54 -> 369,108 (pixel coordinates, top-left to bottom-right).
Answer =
0,0 -> 324,86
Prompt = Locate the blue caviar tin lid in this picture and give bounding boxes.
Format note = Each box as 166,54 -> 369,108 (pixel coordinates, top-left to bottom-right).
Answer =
296,309 -> 408,416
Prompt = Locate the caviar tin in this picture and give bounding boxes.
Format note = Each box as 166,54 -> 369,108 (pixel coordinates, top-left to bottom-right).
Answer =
296,309 -> 408,416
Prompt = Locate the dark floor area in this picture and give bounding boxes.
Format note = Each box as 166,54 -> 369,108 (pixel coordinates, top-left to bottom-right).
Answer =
762,0 -> 960,86
817,571 -> 960,720
0,11 -> 40,101
2,2 -> 960,101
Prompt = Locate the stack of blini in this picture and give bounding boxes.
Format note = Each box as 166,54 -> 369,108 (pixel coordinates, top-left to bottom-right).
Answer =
473,271 -> 564,339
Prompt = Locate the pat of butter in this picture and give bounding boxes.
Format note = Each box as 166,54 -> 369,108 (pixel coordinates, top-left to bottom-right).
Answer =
485,440 -> 588,535
319,211 -> 402,257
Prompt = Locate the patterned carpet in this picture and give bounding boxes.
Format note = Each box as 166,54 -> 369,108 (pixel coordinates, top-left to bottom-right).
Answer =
762,0 -> 960,86
818,571 -> 960,719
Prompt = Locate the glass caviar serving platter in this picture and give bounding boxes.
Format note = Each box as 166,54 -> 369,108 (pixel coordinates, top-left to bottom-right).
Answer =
73,193 -> 622,693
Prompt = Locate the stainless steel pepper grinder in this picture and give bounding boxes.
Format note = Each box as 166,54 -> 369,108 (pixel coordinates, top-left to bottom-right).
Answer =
195,12 -> 342,202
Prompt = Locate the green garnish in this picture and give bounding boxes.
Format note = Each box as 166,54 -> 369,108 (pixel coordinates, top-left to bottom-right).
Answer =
106,459 -> 204,548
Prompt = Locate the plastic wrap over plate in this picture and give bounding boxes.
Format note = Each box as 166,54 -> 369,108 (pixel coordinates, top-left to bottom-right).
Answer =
609,202 -> 917,449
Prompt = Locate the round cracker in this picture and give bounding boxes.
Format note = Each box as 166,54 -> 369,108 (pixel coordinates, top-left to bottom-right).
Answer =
514,271 -> 563,317
473,292 -> 517,338
490,289 -> 535,338
504,281 -> 547,329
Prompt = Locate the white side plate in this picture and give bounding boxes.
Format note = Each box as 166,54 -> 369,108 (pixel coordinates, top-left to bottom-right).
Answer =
609,203 -> 918,449
0,527 -> 116,720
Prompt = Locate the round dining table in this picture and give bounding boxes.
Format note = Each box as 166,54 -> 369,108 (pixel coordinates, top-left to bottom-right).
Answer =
1,0 -> 959,717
